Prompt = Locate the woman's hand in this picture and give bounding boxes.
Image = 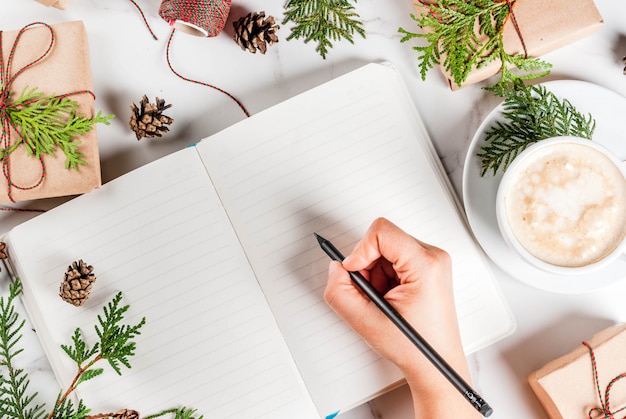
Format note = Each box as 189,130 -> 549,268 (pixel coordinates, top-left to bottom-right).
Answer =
323,218 -> 481,418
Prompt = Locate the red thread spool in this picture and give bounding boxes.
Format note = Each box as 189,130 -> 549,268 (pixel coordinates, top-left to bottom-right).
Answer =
159,0 -> 232,37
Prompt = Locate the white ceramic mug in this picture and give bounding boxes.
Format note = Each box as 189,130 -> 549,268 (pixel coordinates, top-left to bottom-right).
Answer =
496,136 -> 626,275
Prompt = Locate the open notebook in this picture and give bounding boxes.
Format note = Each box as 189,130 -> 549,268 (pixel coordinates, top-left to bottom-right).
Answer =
3,62 -> 514,418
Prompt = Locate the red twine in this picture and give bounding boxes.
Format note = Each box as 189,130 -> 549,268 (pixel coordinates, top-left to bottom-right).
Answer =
158,0 -> 232,37
129,0 -> 158,40
165,29 -> 249,117
501,0 -> 527,58
583,341 -> 626,419
128,0 -> 249,117
0,22 -> 95,208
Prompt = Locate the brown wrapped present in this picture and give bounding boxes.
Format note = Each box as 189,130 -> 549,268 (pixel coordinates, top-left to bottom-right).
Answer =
528,323 -> 626,419
0,21 -> 101,203
412,0 -> 604,89
36,0 -> 70,9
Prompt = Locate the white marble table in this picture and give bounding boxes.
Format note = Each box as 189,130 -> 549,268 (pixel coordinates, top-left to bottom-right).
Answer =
1,1 -> 626,417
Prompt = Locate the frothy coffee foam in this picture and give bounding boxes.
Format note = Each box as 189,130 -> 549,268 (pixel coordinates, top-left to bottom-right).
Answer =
505,142 -> 626,267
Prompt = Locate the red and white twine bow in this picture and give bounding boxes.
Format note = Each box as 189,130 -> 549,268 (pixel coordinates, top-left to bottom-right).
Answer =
583,341 -> 626,419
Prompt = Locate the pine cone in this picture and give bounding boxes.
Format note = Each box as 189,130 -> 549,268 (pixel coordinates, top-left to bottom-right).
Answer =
0,242 -> 6,273
233,11 -> 279,54
129,95 -> 174,140
113,409 -> 140,419
59,260 -> 96,306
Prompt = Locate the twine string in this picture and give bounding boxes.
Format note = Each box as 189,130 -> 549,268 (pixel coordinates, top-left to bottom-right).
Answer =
0,22 -> 95,207
0,22 -> 53,204
165,28 -> 249,117
128,0 -> 158,40
500,0 -> 527,58
128,1 -> 248,117
583,341 -> 626,419
158,0 -> 231,37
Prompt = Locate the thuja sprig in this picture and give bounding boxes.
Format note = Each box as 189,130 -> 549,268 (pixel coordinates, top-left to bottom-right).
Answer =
2,86 -> 114,170
144,407 -> 204,419
47,397 -> 89,419
0,275 -> 200,419
477,81 -> 596,176
0,278 -> 46,419
283,0 -> 366,59
399,0 -> 551,88
52,291 -> 146,416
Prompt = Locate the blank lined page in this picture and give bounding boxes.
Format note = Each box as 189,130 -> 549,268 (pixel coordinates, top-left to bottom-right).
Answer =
8,147 -> 318,418
197,63 -> 515,416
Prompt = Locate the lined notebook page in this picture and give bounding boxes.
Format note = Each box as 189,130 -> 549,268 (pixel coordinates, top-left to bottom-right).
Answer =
197,63 -> 515,416
8,148 -> 318,418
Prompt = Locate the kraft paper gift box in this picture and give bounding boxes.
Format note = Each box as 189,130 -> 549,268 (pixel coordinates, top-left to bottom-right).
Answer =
0,21 -> 101,203
412,0 -> 604,89
527,323 -> 626,419
36,0 -> 70,10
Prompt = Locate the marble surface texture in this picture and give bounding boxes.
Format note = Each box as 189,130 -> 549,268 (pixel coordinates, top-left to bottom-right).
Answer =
1,1 -> 626,418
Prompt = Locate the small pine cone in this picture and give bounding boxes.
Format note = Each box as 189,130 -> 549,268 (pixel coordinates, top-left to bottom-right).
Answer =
113,409 -> 140,419
233,11 -> 279,54
129,95 -> 174,140
59,260 -> 96,306
0,242 -> 6,272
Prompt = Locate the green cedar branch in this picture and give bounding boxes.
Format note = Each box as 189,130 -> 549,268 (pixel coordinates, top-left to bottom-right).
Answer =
398,0 -> 552,88
283,0 -> 366,59
143,407 -> 204,419
52,292 -> 146,418
48,396 -> 90,419
477,81 -> 596,176
0,275 -> 199,419
0,278 -> 46,419
3,86 -> 114,170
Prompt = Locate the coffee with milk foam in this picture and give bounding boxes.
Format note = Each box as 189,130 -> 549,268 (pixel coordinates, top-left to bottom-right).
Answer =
504,142 -> 626,268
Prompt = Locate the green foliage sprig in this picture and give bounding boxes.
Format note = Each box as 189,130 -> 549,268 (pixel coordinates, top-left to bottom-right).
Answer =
53,291 -> 146,417
398,0 -> 551,88
1,86 -> 114,170
0,276 -> 201,419
283,0 -> 366,59
477,81 -> 596,176
0,278 -> 46,419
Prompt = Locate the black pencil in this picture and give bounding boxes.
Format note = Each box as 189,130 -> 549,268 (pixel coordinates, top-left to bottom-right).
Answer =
314,233 -> 493,417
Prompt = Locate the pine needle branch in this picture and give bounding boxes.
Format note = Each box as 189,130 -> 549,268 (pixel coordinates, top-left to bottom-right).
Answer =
95,292 -> 146,375
50,291 -> 145,419
0,278 -> 46,419
144,407 -> 204,419
0,276 -> 194,418
4,86 -> 114,170
284,0 -> 366,59
477,81 -> 596,176
399,0 -> 552,87
48,394 -> 89,419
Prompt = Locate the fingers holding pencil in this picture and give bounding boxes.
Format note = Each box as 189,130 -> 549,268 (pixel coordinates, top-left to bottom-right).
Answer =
318,218 -> 490,418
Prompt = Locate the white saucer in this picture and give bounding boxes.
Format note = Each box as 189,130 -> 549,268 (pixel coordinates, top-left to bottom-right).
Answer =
462,80 -> 626,294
